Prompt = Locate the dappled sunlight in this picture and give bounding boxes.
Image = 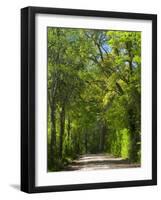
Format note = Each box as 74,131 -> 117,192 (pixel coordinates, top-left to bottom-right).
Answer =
64,154 -> 140,171
47,28 -> 141,172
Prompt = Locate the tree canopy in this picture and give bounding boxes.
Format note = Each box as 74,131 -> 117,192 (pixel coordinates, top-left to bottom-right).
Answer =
47,28 -> 141,171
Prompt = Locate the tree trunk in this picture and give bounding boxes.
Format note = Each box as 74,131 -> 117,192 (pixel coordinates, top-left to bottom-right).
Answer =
67,117 -> 71,142
76,131 -> 80,155
59,102 -> 66,159
128,107 -> 139,162
50,101 -> 56,167
84,131 -> 88,154
99,123 -> 106,152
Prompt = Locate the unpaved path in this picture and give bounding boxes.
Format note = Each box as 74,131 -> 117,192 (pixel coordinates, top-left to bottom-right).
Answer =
65,153 -> 140,171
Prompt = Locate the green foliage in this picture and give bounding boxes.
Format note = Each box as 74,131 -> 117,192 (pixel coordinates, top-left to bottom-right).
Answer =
121,129 -> 131,159
47,28 -> 141,171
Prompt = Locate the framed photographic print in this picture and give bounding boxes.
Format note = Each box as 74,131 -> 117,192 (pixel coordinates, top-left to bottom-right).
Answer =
21,6 -> 157,193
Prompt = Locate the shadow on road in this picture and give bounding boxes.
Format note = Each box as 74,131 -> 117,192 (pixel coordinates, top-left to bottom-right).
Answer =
64,153 -> 140,171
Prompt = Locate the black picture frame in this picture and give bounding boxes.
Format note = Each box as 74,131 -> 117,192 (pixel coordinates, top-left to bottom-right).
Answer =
21,6 -> 157,193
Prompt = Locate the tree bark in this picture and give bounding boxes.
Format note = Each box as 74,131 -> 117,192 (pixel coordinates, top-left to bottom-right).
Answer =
67,117 -> 71,142
50,100 -> 56,166
128,107 -> 139,162
99,123 -> 106,152
59,102 -> 66,159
